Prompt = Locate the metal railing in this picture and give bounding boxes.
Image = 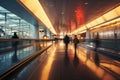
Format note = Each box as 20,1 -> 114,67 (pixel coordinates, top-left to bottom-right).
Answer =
0,39 -> 54,80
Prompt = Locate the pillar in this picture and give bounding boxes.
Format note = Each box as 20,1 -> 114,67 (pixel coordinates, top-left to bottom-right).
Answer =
85,29 -> 90,44
34,23 -> 39,39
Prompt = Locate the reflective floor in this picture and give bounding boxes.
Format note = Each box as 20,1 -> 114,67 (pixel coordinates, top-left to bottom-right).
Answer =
0,41 -> 52,75
0,46 -> 35,74
13,41 -> 119,80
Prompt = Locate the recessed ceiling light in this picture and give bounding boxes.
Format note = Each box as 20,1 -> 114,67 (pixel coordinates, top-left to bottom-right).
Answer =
84,2 -> 88,5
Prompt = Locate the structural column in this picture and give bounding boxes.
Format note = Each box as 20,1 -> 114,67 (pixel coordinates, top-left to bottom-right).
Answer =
85,29 -> 90,44
34,23 -> 39,39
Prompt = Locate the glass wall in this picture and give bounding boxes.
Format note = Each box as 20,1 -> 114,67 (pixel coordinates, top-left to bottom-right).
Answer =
0,6 -> 35,39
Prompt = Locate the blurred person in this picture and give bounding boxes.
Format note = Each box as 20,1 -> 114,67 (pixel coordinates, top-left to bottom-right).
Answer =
12,32 -> 19,62
73,35 -> 79,53
63,35 -> 70,51
12,32 -> 19,47
94,33 -> 100,66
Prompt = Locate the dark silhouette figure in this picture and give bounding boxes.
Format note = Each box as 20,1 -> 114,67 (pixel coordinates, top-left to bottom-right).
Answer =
64,50 -> 69,66
73,52 -> 79,67
63,35 -> 70,50
12,32 -> 19,62
73,35 -> 79,53
94,33 -> 100,66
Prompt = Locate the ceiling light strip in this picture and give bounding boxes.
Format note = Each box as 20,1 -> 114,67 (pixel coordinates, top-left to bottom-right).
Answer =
18,0 -> 56,34
72,5 -> 120,34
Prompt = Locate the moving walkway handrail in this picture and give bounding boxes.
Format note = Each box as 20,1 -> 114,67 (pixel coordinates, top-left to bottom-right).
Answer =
0,39 -> 54,53
0,44 -> 52,80
0,39 -> 54,79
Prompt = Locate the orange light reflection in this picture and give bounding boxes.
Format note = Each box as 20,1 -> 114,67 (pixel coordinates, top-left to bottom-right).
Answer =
101,63 -> 120,75
40,46 -> 56,80
77,47 -> 116,80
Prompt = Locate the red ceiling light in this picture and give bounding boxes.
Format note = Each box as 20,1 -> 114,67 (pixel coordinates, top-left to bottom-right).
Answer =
75,6 -> 85,25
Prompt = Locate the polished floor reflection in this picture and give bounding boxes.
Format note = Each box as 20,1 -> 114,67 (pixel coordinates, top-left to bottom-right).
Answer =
0,46 -> 35,74
16,41 -> 117,80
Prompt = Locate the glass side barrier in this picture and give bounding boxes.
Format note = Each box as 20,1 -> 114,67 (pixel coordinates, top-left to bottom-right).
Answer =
0,39 -> 53,75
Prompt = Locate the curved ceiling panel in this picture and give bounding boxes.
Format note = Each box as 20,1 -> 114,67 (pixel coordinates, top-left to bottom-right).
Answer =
0,0 -> 38,26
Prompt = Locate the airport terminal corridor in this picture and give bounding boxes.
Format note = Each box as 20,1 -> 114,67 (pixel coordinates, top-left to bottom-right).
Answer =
11,41 -> 117,80
0,0 -> 120,80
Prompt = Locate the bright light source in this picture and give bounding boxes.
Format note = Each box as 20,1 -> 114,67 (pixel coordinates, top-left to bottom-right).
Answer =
72,6 -> 120,34
43,35 -> 48,39
18,0 -> 56,34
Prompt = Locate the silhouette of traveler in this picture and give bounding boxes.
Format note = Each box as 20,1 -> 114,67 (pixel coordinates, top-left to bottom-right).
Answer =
12,32 -> 19,62
94,33 -> 100,66
73,53 -> 79,67
64,50 -> 69,66
94,33 -> 100,50
63,35 -> 70,50
73,35 -> 79,53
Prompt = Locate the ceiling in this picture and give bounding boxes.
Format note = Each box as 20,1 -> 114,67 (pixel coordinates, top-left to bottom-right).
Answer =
0,0 -> 120,35
39,0 -> 120,34
0,0 -> 38,26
